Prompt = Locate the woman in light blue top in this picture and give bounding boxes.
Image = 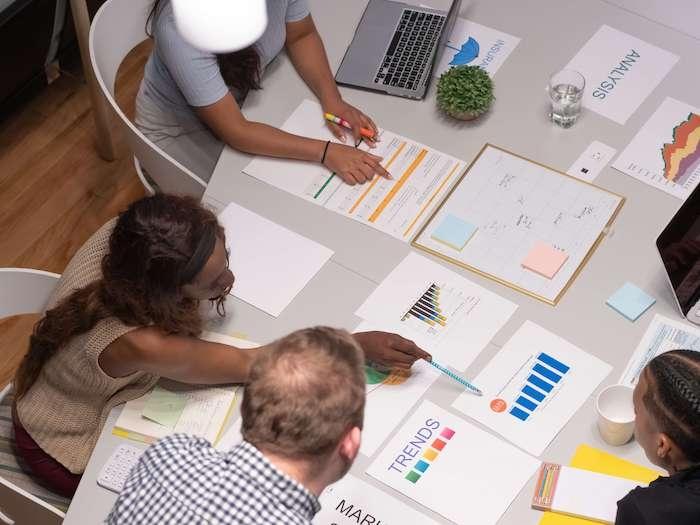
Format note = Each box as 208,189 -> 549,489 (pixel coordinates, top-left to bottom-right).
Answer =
137,0 -> 389,184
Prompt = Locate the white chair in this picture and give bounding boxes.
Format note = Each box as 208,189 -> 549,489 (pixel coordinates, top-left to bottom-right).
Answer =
0,268 -> 64,524
88,0 -> 208,198
0,267 -> 59,395
0,269 -> 60,321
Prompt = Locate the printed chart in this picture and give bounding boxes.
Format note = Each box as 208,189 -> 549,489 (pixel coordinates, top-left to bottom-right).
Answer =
366,401 -> 539,525
413,144 -> 624,304
619,314 -> 700,386
453,321 -> 611,456
243,100 -> 466,241
356,253 -> 518,370
613,97 -> 700,200
433,18 -> 520,78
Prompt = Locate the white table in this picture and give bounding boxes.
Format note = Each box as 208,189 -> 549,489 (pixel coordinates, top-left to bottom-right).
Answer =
64,0 -> 700,523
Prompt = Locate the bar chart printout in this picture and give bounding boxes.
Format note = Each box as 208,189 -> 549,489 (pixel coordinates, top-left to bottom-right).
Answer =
400,281 -> 478,340
491,352 -> 571,422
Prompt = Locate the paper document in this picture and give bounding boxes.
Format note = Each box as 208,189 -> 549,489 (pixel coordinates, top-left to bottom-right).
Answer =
619,314 -> 700,386
366,400 -> 539,525
452,321 -> 612,456
314,474 -> 439,525
218,202 -> 333,317
356,253 -> 517,370
354,321 -> 440,456
613,97 -> 700,200
565,25 -> 678,124
243,100 -> 466,241
434,18 -> 520,78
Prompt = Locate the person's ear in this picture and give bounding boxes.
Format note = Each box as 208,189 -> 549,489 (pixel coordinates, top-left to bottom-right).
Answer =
657,432 -> 673,463
338,427 -> 361,463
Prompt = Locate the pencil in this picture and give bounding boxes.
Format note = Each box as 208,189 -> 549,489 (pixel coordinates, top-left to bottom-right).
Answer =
427,359 -> 482,396
324,112 -> 376,140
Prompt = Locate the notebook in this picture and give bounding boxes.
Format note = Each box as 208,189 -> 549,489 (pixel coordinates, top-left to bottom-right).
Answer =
112,332 -> 258,445
538,445 -> 662,525
532,463 -> 643,523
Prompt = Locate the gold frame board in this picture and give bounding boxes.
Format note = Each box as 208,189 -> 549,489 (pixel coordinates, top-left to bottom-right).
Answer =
411,144 -> 626,305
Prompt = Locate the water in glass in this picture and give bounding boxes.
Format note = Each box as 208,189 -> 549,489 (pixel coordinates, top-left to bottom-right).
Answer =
549,83 -> 583,128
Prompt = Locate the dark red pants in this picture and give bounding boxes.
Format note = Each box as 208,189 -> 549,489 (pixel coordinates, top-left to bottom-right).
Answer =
12,410 -> 81,498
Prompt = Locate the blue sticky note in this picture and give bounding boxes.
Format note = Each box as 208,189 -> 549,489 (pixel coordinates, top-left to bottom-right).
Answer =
431,214 -> 477,251
606,282 -> 656,321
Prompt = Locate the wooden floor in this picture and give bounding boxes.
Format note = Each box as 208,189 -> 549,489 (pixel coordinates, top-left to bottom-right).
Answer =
0,42 -> 153,388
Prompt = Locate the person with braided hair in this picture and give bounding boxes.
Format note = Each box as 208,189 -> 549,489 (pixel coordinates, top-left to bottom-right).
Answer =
615,349 -> 700,524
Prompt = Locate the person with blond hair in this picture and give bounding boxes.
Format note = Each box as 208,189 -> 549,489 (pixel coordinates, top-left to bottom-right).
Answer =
108,327 -> 366,524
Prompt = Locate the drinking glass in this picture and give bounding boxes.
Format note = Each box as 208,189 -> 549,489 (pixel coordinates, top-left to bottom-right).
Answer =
547,69 -> 585,128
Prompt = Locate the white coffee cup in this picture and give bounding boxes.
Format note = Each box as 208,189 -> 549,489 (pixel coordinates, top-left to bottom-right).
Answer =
596,384 -> 635,446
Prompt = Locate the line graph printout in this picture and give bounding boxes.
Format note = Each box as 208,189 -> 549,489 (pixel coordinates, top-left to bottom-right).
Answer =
413,144 -> 624,304
357,320 -> 441,457
453,321 -> 612,456
356,253 -> 518,371
613,97 -> 700,200
242,100 -> 466,241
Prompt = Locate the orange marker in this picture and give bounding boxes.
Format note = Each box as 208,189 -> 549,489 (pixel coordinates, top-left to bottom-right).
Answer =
324,112 -> 376,140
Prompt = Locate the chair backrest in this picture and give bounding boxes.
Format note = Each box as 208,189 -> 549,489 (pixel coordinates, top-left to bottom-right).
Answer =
88,0 -> 207,198
0,476 -> 64,525
0,269 -> 60,320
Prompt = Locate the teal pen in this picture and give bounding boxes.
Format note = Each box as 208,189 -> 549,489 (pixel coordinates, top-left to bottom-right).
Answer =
427,359 -> 482,396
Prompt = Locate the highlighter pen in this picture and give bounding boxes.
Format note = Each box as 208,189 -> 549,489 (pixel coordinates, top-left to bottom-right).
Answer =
324,113 -> 376,141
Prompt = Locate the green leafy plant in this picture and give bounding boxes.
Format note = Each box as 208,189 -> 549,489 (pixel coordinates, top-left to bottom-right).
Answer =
436,65 -> 494,120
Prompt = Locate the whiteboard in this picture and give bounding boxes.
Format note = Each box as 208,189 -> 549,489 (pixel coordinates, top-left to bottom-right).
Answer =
412,145 -> 624,304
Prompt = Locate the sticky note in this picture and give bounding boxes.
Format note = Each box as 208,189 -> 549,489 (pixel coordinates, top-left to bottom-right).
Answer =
431,214 -> 477,251
142,386 -> 187,428
606,282 -> 656,321
521,242 -> 569,279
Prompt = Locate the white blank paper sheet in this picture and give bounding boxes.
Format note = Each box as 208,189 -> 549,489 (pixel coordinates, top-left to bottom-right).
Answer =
218,202 -> 333,317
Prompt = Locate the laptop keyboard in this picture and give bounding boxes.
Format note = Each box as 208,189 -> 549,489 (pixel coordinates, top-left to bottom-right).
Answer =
373,9 -> 446,92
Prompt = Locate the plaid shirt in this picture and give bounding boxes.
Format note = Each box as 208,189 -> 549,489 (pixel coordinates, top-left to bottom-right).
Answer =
107,434 -> 320,524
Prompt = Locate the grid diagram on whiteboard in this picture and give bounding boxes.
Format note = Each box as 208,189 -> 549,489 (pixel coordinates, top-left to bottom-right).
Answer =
413,145 -> 624,304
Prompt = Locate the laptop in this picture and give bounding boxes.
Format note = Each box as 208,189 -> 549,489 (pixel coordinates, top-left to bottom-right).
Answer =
336,0 -> 461,100
656,183 -> 700,326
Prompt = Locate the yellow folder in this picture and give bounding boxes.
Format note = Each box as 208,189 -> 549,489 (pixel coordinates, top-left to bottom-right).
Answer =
538,444 -> 663,525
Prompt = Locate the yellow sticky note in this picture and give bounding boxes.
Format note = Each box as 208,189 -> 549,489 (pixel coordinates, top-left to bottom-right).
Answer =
538,444 -> 662,525
422,448 -> 439,461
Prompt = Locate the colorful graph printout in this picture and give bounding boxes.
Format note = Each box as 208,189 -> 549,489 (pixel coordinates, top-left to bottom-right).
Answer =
614,97 -> 700,200
413,144 -> 624,304
356,253 -> 518,371
453,321 -> 611,456
366,400 -> 539,525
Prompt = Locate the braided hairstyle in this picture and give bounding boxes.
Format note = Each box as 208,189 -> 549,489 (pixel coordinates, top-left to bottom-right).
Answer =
643,349 -> 700,462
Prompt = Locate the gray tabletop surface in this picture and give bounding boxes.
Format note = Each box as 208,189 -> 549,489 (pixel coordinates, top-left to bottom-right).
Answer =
64,0 -> 700,523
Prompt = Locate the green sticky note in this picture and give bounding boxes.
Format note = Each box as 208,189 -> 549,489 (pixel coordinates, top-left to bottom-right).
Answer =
142,386 -> 187,428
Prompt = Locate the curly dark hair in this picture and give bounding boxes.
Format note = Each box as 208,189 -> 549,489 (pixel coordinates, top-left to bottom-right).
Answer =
14,194 -> 228,398
643,349 -> 700,462
148,0 -> 261,98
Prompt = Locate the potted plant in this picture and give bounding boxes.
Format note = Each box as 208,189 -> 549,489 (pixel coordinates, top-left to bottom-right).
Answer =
436,65 -> 494,120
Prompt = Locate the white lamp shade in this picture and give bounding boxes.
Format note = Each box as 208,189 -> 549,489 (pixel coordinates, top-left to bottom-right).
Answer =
171,0 -> 268,54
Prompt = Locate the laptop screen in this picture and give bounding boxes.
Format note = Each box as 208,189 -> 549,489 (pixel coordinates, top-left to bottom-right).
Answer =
656,186 -> 700,316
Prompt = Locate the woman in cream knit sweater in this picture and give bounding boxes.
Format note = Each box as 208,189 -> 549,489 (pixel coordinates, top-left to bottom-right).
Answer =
12,194 -> 429,496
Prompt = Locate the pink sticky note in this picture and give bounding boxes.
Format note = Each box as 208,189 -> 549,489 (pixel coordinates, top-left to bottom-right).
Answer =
440,427 -> 455,440
521,241 -> 568,279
